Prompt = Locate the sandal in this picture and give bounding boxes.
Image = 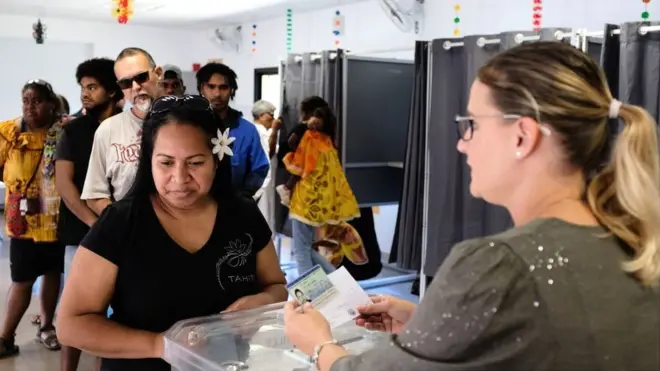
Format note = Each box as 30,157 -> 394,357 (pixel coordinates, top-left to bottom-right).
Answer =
36,326 -> 61,351
0,336 -> 19,359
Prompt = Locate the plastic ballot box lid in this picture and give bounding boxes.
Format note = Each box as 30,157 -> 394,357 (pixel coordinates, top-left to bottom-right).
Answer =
163,302 -> 386,371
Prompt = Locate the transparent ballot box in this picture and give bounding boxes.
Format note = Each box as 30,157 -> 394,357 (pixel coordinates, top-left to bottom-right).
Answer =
164,302 -> 386,371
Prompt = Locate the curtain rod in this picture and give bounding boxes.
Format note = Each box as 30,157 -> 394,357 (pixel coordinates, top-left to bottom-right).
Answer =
289,45 -> 417,63
584,24 -> 660,37
442,30 -> 573,50
291,52 -> 339,63
442,24 -> 660,50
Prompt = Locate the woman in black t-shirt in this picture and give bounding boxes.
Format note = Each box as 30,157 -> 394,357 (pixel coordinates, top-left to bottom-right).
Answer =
56,95 -> 288,371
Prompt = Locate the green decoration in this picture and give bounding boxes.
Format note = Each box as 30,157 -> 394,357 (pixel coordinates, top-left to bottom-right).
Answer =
642,11 -> 650,19
454,17 -> 460,23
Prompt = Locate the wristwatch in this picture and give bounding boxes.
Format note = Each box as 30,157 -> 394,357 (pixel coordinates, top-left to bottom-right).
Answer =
311,339 -> 339,370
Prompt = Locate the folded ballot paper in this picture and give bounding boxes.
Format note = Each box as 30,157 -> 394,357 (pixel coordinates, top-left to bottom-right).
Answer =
286,265 -> 373,328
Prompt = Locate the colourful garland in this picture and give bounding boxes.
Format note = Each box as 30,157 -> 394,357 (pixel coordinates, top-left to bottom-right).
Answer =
642,0 -> 651,20
286,8 -> 293,52
453,4 -> 460,36
251,24 -> 257,53
332,10 -> 344,47
533,0 -> 542,31
112,0 -> 134,24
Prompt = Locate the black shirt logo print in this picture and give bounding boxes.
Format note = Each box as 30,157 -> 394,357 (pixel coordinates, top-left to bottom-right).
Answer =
216,233 -> 253,291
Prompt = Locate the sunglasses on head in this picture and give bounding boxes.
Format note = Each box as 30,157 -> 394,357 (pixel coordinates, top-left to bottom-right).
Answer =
25,79 -> 54,92
117,71 -> 150,90
149,95 -> 213,116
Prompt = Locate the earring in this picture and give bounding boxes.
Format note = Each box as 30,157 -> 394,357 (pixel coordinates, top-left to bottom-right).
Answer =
515,151 -> 522,158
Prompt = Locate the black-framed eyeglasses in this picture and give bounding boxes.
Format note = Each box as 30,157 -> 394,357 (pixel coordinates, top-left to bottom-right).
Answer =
455,114 -> 522,141
117,71 -> 150,90
149,95 -> 213,116
25,79 -> 54,92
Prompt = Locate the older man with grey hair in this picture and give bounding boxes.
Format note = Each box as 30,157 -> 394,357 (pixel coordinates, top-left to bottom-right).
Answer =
252,100 -> 280,157
252,100 -> 282,230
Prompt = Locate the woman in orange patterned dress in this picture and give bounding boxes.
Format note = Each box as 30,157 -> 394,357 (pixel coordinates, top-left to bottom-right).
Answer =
278,97 -> 360,276
0,80 -> 66,357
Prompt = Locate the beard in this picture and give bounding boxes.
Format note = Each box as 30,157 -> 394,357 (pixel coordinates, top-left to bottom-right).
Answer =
133,93 -> 153,113
85,100 -> 113,120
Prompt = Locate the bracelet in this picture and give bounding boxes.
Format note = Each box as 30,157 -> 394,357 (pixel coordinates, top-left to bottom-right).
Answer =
311,339 -> 338,370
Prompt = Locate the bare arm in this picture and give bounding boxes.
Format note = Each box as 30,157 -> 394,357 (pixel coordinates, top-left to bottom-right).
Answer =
81,124 -> 113,215
86,198 -> 111,216
268,119 -> 281,158
256,241 -> 288,303
55,160 -> 98,226
224,240 -> 288,312
57,247 -> 164,359
268,131 -> 278,158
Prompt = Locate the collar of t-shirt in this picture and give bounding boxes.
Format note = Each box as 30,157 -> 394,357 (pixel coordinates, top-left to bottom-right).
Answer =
127,108 -> 144,125
219,107 -> 242,129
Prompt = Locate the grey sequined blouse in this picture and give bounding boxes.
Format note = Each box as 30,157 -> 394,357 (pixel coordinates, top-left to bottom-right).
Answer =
331,218 -> 660,371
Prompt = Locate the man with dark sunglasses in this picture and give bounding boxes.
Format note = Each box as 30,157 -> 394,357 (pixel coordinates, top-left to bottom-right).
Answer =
81,47 -> 163,216
196,62 -> 269,198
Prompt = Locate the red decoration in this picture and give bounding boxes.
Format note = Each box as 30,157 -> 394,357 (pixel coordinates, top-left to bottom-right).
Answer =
192,63 -> 201,72
532,0 -> 543,31
112,0 -> 133,24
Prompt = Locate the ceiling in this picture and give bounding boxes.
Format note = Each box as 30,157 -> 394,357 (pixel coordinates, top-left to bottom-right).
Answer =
0,0 -> 369,28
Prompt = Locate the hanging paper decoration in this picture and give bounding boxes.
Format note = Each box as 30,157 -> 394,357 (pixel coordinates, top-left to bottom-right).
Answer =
251,24 -> 257,53
453,4 -> 461,36
32,19 -> 46,44
286,8 -> 293,52
332,10 -> 345,47
112,0 -> 134,24
532,0 -> 543,31
642,0 -> 651,20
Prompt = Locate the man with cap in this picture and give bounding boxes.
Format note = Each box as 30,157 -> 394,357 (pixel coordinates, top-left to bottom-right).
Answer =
160,64 -> 186,96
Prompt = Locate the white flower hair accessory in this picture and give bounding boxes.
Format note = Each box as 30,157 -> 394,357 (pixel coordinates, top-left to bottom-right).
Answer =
212,128 -> 235,161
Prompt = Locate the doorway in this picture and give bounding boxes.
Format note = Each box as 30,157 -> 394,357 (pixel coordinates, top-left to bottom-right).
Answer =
254,67 -> 280,116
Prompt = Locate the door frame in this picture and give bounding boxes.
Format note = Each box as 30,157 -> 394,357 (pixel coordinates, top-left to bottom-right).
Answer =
253,67 -> 279,101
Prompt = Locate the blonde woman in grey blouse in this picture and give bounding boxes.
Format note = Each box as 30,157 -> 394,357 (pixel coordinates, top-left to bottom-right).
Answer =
283,41 -> 660,371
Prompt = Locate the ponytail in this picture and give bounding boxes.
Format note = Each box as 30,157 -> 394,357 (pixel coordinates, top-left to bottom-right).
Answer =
587,104 -> 660,287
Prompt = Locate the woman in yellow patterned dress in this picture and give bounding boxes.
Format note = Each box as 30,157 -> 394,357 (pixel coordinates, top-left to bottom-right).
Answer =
0,80 -> 65,358
279,96 -> 360,276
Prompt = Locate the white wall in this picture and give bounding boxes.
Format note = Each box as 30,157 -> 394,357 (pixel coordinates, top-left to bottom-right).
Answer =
212,0 -> 660,111
0,14 -> 225,115
2,0 -> 653,115
0,14 -> 216,67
